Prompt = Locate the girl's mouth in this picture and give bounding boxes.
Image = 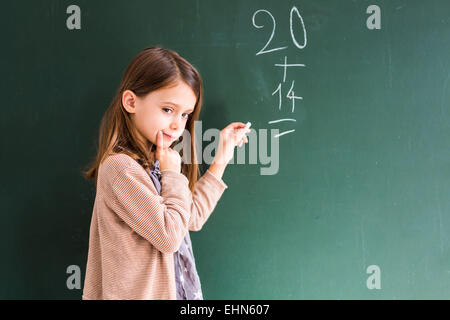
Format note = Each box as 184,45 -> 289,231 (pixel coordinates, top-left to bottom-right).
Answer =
163,132 -> 174,140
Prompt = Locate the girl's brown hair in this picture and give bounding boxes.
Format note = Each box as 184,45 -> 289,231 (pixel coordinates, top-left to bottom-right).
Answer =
83,46 -> 202,191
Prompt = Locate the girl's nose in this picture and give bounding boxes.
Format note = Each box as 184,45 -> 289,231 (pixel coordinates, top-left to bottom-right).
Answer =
170,116 -> 182,130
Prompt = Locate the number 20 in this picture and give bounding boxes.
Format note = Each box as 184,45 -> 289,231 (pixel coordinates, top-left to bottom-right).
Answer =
252,6 -> 307,56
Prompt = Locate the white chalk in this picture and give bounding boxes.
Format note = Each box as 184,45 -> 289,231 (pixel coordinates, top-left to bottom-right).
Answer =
238,122 -> 252,147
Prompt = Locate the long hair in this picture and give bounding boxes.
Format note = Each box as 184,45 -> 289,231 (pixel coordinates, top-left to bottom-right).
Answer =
83,46 -> 202,191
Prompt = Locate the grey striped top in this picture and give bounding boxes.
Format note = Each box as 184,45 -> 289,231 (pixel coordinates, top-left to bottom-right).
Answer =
149,160 -> 203,300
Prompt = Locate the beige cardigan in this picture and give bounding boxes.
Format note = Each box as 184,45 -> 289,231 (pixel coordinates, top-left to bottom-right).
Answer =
82,153 -> 227,300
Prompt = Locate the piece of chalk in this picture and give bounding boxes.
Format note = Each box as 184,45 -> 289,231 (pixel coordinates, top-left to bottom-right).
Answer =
245,122 -> 251,129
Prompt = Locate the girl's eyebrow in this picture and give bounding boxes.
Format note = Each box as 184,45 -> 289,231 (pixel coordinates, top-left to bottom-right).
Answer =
162,101 -> 194,113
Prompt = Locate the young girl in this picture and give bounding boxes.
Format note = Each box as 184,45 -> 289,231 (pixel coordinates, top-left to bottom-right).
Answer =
82,46 -> 250,300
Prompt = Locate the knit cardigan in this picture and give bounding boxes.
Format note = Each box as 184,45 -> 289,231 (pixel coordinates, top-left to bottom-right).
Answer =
82,153 -> 227,300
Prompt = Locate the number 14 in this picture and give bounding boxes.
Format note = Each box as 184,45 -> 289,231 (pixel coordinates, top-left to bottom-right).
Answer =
272,81 -> 303,113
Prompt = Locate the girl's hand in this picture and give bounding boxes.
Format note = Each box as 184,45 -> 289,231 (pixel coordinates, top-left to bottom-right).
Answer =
155,130 -> 182,173
213,122 -> 250,165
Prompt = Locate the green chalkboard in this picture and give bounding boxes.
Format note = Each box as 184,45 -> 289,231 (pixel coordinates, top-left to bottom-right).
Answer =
2,0 -> 450,299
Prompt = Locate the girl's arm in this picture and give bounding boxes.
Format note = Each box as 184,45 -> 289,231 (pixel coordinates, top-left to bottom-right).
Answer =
187,122 -> 250,231
207,160 -> 227,181
102,154 -> 192,253
207,122 -> 250,180
188,168 -> 228,231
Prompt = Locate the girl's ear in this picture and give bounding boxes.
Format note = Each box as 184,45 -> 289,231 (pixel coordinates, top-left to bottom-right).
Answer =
122,90 -> 137,114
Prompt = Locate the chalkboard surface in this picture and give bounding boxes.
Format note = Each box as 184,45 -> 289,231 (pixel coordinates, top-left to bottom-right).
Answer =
2,0 -> 450,299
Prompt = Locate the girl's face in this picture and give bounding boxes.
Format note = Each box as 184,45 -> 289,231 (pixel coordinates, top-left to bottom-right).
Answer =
122,80 -> 197,147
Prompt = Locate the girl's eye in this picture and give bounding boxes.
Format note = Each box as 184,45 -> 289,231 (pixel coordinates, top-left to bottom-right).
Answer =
163,107 -> 191,119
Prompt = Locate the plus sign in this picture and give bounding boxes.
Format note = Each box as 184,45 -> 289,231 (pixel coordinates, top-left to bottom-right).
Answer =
274,56 -> 305,83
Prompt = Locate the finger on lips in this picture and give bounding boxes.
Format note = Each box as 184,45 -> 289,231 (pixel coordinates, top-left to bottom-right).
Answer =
156,131 -> 161,148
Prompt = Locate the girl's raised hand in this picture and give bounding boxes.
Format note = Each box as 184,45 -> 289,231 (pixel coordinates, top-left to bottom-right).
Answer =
214,122 -> 250,165
155,130 -> 182,173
